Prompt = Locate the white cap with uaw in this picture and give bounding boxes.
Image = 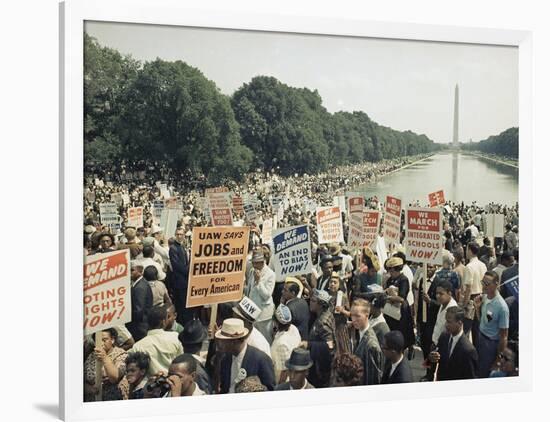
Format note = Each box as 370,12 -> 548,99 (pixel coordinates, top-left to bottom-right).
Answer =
233,296 -> 262,322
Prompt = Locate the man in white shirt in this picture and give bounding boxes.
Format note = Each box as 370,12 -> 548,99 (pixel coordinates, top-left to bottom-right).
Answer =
130,305 -> 183,376
432,281 -> 458,345
245,251 -> 276,343
232,297 -> 272,358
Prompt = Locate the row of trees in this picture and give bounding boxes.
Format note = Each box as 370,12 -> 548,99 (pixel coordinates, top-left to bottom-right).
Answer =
84,33 -> 440,182
460,127 -> 519,159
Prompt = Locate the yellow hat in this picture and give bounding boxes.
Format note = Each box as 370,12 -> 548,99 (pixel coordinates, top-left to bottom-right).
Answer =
363,247 -> 380,272
386,256 -> 404,269
285,276 -> 304,298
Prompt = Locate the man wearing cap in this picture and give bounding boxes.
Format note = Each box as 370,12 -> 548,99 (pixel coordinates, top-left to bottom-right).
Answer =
245,250 -> 276,344
300,289 -> 335,388
216,318 -> 276,393
178,319 -> 212,394
151,225 -> 171,269
118,228 -> 143,259
271,304 -> 301,383
274,348 -> 315,390
232,297 -> 272,358
281,277 -> 310,341
126,261 -> 153,342
329,243 -> 353,283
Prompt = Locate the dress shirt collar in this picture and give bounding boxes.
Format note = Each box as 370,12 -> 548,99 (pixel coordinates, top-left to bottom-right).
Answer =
390,354 -> 404,376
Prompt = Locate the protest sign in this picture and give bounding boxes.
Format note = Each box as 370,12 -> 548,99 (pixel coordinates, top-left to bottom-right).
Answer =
152,200 -> 164,224
160,208 -> 181,237
405,207 -> 443,265
485,214 -> 505,238
271,196 -> 283,211
206,186 -> 232,210
348,210 -> 381,249
244,202 -> 257,222
347,195 -> 364,215
316,206 -> 344,244
383,195 -> 402,247
187,226 -> 250,307
232,196 -> 245,214
261,218 -> 273,244
210,208 -> 234,226
99,202 -> 121,227
428,189 -> 446,207
127,207 -> 144,228
272,225 -> 313,279
83,249 -> 131,335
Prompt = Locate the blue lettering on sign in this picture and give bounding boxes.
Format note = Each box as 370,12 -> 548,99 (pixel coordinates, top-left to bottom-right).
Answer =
274,225 -> 309,254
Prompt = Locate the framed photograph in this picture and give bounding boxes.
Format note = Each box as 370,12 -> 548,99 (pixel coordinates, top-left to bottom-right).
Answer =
61,0 -> 533,421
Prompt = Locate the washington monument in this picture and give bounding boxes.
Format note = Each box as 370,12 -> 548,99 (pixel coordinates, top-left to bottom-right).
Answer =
453,83 -> 459,146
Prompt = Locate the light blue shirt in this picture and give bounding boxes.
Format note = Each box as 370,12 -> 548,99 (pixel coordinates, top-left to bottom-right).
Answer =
479,293 -> 509,340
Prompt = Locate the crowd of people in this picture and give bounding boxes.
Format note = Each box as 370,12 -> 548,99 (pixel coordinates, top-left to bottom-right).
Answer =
83,158 -> 520,401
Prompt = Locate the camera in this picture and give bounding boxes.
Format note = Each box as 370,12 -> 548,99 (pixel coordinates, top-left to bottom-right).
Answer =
145,375 -> 171,397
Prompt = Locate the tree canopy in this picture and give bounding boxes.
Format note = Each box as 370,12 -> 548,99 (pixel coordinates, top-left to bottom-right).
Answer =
460,127 -> 518,159
84,34 -> 441,181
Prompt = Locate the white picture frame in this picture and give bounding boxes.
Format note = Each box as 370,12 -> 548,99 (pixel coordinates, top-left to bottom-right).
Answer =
60,0 -> 533,420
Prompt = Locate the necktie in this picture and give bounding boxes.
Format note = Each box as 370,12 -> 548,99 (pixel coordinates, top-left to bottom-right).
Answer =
448,336 -> 454,356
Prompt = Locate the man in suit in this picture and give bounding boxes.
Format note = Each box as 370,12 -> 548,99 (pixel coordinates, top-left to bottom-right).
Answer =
281,277 -> 310,340
350,298 -> 383,386
216,318 -> 276,393
169,227 -> 193,325
126,261 -> 153,342
381,330 -> 413,384
275,348 -> 315,390
429,306 -> 478,381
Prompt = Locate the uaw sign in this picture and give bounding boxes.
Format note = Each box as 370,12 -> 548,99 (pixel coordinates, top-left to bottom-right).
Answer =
316,206 -> 344,244
383,195 -> 402,247
83,250 -> 131,335
272,225 -> 313,278
428,190 -> 446,207
210,208 -> 234,226
187,226 -> 250,307
405,207 -> 443,265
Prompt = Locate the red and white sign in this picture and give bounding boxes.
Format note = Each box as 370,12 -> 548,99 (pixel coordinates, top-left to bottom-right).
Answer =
348,210 -> 381,249
316,206 -> 344,244
405,207 -> 443,265
383,195 -> 402,246
232,196 -> 245,214
83,250 -> 132,335
348,196 -> 364,215
206,188 -> 232,210
428,190 -> 446,207
127,206 -> 144,228
210,208 -> 234,226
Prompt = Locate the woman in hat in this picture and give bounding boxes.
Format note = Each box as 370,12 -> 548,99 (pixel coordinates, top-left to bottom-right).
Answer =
327,272 -> 352,355
383,257 -> 416,355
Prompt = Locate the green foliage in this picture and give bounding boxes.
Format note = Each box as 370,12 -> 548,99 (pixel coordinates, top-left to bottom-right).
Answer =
118,59 -> 252,182
461,127 -> 518,158
84,33 -> 139,164
84,35 -> 441,181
